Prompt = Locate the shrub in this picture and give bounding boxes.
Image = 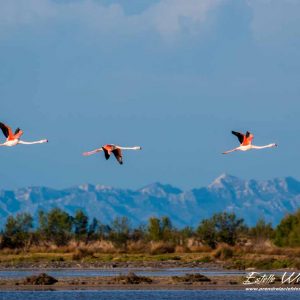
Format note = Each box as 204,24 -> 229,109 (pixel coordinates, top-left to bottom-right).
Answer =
38,208 -> 73,246
113,272 -> 152,284
197,212 -> 246,248
1,213 -> 33,249
23,273 -> 58,285
172,273 -> 211,283
213,245 -> 234,260
274,210 -> 300,247
149,242 -> 175,255
109,217 -> 131,249
72,248 -> 94,260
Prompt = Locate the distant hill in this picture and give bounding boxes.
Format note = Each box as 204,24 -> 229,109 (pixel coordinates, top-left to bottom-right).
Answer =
1,174 -> 300,228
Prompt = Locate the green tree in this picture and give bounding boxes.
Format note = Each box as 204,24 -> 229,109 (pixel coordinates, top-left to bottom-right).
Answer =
212,212 -> 246,246
197,219 -> 217,248
97,223 -> 111,240
131,224 -> 147,241
197,212 -> 245,248
1,213 -> 33,249
250,218 -> 274,242
38,208 -> 73,246
87,217 -> 100,241
274,210 -> 300,247
73,210 -> 88,242
161,216 -> 173,240
180,226 -> 194,239
147,217 -> 162,241
109,217 -> 130,249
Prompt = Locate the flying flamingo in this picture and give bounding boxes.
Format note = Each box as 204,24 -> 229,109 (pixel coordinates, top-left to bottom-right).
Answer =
222,131 -> 277,154
83,144 -> 142,165
0,122 -> 48,147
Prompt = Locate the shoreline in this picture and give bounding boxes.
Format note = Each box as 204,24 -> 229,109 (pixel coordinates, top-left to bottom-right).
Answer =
0,266 -> 298,291
0,275 -> 251,291
0,260 -> 224,270
0,277 -> 295,291
0,252 -> 298,291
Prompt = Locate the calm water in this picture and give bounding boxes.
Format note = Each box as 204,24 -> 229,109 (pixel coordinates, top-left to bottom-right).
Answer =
0,290 -> 299,300
0,268 -> 289,279
0,268 -> 247,279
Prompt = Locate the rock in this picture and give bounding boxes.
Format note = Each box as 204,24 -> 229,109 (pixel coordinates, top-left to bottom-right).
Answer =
114,272 -> 152,284
23,273 -> 58,285
172,273 -> 211,283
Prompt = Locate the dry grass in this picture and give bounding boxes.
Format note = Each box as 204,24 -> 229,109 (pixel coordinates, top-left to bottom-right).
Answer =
175,245 -> 190,253
149,242 -> 175,255
212,244 -> 234,261
127,241 -> 149,253
1,238 -> 300,268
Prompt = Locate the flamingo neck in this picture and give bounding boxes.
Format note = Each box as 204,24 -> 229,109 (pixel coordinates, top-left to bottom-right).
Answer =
251,143 -> 276,149
18,139 -> 48,145
118,146 -> 141,150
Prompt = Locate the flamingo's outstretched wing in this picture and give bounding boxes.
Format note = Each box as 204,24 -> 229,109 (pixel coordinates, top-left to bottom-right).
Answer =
112,148 -> 123,164
0,122 -> 13,139
83,148 -> 102,156
243,131 -> 254,145
231,131 -> 245,144
102,147 -> 111,160
222,148 -> 238,155
14,128 -> 24,139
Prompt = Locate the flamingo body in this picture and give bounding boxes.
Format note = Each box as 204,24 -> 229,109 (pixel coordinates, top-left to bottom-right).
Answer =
3,140 -> 19,147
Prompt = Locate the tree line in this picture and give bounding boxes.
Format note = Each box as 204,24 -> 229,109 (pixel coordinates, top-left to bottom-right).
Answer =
0,208 -> 299,250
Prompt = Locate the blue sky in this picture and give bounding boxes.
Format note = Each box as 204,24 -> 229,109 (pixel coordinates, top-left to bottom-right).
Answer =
0,0 -> 300,190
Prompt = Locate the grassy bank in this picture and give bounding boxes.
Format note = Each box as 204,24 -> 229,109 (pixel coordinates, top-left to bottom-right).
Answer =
0,244 -> 299,270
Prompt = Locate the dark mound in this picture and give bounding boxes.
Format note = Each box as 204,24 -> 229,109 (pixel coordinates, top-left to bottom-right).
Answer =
23,273 -> 58,285
114,272 -> 152,284
172,273 -> 211,283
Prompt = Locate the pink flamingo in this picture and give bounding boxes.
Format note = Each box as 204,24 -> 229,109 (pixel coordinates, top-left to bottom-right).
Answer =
223,131 -> 277,154
83,144 -> 142,165
0,122 -> 48,147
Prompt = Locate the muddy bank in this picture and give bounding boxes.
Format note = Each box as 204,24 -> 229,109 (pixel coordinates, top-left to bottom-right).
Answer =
0,260 -> 223,270
0,271 -> 297,291
0,272 -> 243,291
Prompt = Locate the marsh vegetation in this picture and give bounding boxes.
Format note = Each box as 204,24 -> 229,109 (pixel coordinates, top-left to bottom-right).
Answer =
0,209 -> 300,269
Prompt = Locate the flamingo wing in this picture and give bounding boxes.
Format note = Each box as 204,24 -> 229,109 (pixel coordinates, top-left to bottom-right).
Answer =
0,122 -> 14,140
243,131 -> 253,145
102,147 -> 111,160
112,148 -> 123,165
231,131 -> 245,144
83,148 -> 102,156
14,128 -> 24,139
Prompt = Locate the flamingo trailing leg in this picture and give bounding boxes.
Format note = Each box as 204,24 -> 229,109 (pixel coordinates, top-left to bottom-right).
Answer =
0,122 -> 48,147
83,144 -> 142,165
222,131 -> 277,154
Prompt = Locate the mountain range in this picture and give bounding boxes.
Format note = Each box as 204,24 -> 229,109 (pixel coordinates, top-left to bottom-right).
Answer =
0,174 -> 300,228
